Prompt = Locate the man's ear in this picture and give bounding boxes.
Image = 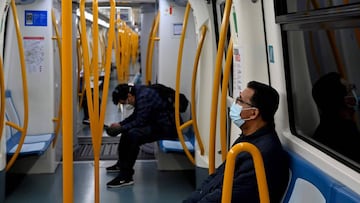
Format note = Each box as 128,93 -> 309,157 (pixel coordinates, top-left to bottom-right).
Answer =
249,108 -> 259,120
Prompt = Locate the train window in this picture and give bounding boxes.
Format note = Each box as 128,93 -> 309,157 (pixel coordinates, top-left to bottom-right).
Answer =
276,3 -> 360,171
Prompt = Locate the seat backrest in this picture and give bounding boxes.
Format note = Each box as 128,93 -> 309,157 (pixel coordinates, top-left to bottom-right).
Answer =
282,151 -> 360,203
287,178 -> 325,203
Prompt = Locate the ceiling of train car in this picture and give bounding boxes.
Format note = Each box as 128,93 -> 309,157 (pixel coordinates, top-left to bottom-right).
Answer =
74,0 -> 157,28
81,0 -> 156,7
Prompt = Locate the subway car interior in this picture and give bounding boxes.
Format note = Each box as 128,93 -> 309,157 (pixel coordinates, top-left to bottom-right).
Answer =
1,0 -> 360,202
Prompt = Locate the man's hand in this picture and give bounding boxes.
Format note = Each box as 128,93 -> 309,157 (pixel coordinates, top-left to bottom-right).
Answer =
106,123 -> 123,137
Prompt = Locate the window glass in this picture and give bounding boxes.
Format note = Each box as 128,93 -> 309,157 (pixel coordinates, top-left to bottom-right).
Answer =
282,12 -> 360,168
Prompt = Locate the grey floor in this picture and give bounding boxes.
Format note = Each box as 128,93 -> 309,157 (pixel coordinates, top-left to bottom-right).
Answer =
5,68 -> 196,202
5,160 -> 195,203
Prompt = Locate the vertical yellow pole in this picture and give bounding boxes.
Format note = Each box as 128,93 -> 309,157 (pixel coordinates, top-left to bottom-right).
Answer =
219,39 -> 233,161
6,0 -> 30,172
92,2 -> 101,203
209,0 -> 232,174
61,1 -> 73,203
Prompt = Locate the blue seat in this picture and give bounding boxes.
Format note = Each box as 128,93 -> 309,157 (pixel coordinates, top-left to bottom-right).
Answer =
5,90 -> 55,156
158,130 -> 194,153
283,151 -> 360,203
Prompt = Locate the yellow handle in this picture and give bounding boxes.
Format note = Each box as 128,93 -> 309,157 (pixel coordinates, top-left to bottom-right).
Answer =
145,11 -> 160,85
222,143 -> 270,203
51,8 -> 62,148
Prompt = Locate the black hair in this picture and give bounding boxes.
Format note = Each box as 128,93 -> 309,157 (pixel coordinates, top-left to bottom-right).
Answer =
312,72 -> 346,113
112,83 -> 135,105
247,81 -> 280,124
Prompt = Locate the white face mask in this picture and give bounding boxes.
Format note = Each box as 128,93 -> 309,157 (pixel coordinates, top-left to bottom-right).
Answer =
351,89 -> 359,111
345,89 -> 359,111
229,102 -> 255,127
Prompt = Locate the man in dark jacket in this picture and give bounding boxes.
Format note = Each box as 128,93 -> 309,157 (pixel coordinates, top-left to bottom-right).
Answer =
183,81 -> 289,202
105,84 -> 178,188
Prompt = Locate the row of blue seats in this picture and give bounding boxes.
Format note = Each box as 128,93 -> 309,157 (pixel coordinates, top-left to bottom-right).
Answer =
159,134 -> 360,202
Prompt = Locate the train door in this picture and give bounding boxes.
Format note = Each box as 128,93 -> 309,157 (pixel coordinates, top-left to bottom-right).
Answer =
0,1 -> 10,202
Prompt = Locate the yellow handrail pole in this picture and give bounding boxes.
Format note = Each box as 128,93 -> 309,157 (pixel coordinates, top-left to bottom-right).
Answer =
124,27 -> 129,81
0,57 -> 4,141
121,27 -> 130,82
219,39 -> 233,161
90,2 -> 102,203
221,143 -> 270,203
51,8 -> 62,147
145,12 -> 157,85
99,1 -> 115,140
190,24 -> 207,156
208,0 -> 231,174
100,33 -> 106,71
80,0 -> 97,202
61,0 -> 73,202
76,38 -> 85,109
6,0 -> 29,171
95,1 -> 115,202
131,31 -> 139,66
115,19 -> 121,82
175,2 -> 195,164
146,11 -> 160,85
117,24 -> 122,82
119,26 -> 125,82
79,0 -> 94,128
92,1 -> 100,129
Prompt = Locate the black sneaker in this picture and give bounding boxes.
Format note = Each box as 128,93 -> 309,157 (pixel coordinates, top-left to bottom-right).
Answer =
106,164 -> 121,173
107,176 -> 134,188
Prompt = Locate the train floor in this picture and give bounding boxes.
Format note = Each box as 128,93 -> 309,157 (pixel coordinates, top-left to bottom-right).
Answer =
5,160 -> 195,203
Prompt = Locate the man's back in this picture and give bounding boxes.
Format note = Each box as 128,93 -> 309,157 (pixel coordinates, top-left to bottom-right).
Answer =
120,85 -> 176,130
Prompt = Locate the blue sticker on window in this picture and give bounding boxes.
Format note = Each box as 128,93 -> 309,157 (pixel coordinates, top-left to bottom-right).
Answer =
25,10 -> 47,26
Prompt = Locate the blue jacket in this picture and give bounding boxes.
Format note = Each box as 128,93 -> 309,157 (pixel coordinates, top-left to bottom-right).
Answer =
119,85 -> 176,134
184,125 -> 289,203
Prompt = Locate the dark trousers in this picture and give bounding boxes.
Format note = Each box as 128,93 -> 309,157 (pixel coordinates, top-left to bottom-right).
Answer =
117,125 -> 177,179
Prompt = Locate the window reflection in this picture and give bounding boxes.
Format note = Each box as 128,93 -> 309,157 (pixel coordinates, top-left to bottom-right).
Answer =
285,24 -> 360,166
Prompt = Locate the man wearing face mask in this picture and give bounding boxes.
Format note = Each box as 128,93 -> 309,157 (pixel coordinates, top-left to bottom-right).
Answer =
183,81 -> 289,203
312,72 -> 360,163
105,83 -> 178,188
